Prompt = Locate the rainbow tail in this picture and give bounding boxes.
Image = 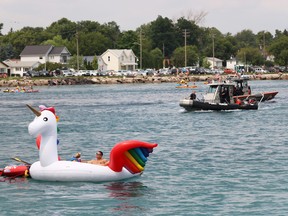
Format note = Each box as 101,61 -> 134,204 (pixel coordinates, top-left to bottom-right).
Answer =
108,140 -> 157,173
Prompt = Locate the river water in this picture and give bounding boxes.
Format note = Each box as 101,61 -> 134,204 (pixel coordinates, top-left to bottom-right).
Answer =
0,80 -> 287,215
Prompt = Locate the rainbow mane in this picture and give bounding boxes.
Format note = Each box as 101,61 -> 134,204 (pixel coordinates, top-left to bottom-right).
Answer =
123,147 -> 153,174
108,140 -> 157,173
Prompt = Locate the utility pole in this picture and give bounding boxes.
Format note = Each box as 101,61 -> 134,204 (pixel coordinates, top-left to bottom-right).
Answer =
76,31 -> 79,71
140,28 -> 142,69
212,33 -> 215,69
263,31 -> 266,59
183,29 -> 190,67
162,43 -> 165,68
44,57 -> 47,71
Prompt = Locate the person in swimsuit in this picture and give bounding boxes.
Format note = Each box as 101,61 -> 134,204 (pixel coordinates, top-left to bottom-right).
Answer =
87,151 -> 109,166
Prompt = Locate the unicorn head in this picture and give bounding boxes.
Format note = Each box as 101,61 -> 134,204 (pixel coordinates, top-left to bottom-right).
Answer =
27,104 -> 58,167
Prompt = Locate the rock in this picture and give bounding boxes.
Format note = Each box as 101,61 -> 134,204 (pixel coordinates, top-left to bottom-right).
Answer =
1,73 -> 288,87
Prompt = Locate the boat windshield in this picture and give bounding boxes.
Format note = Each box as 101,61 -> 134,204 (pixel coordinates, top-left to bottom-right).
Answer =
207,85 -> 218,94
242,80 -> 248,88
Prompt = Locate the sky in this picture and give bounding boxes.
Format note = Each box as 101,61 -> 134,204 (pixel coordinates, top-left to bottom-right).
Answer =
1,0 -> 288,35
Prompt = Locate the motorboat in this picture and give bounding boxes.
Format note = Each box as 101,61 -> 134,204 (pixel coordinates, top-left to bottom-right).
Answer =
232,77 -> 278,102
179,82 -> 258,111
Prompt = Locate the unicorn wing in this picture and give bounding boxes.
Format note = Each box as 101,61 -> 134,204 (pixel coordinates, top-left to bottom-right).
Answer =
108,140 -> 157,173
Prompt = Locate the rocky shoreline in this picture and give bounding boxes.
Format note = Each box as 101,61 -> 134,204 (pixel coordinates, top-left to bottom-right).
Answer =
0,73 -> 287,87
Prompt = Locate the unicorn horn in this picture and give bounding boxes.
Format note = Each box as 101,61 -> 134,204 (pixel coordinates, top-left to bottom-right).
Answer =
26,104 -> 41,117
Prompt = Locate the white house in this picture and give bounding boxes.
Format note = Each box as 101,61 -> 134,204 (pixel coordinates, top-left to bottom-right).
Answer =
226,57 -> 246,70
0,62 -> 9,76
3,59 -> 40,77
98,49 -> 138,72
20,45 -> 71,64
205,57 -> 223,69
3,45 -> 71,77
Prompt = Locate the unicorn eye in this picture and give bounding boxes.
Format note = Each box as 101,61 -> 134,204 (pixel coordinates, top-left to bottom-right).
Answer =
43,117 -> 48,121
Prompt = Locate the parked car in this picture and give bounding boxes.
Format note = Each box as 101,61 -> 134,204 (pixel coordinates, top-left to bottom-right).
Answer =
88,70 -> 98,76
97,71 -> 109,76
73,71 -> 83,76
73,70 -> 87,76
39,70 -> 49,76
62,70 -> 73,77
254,68 -> 267,73
108,70 -> 122,76
26,70 -> 40,77
223,68 -> 236,74
193,67 -> 206,74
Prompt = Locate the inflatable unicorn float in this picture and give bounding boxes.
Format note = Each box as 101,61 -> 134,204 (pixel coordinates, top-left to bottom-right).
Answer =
1,104 -> 157,182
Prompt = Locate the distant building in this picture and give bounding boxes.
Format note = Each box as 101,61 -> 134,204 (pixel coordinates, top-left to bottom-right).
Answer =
4,45 -> 71,77
83,56 -> 96,64
205,57 -> 223,69
226,57 -> 245,70
0,62 -> 9,76
98,49 -> 137,71
20,45 -> 71,64
4,59 -> 40,77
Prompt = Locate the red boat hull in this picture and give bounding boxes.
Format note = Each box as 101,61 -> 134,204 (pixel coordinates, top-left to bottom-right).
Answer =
1,165 -> 29,178
234,91 -> 278,102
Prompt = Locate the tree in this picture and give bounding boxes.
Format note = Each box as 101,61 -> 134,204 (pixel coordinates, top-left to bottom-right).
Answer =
234,29 -> 257,48
269,35 -> 288,67
77,20 -> 101,33
175,17 -> 202,48
68,55 -> 85,70
150,48 -> 163,69
237,47 -> 264,66
1,27 -> 49,58
0,23 -> 3,35
46,18 -> 77,40
149,16 -> 179,58
171,45 -> 198,67
36,62 -> 64,71
256,31 -> 273,49
77,32 -> 109,55
179,9 -> 208,25
99,21 -> 121,48
202,58 -> 211,68
91,55 -> 98,70
0,43 -> 15,61
42,35 -> 70,47
117,30 -> 138,49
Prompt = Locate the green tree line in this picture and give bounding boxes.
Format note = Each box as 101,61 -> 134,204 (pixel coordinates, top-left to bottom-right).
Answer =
0,16 -> 288,69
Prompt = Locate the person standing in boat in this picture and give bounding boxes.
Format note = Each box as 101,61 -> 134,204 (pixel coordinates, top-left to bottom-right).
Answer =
248,86 -> 251,95
190,91 -> 196,100
220,87 -> 230,103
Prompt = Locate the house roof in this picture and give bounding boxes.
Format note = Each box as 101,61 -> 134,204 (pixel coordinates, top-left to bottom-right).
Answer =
20,45 -> 71,56
4,59 -> 40,67
83,56 -> 97,62
105,49 -> 135,58
20,45 -> 52,56
206,57 -> 223,62
0,62 -> 9,67
49,46 -> 71,55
